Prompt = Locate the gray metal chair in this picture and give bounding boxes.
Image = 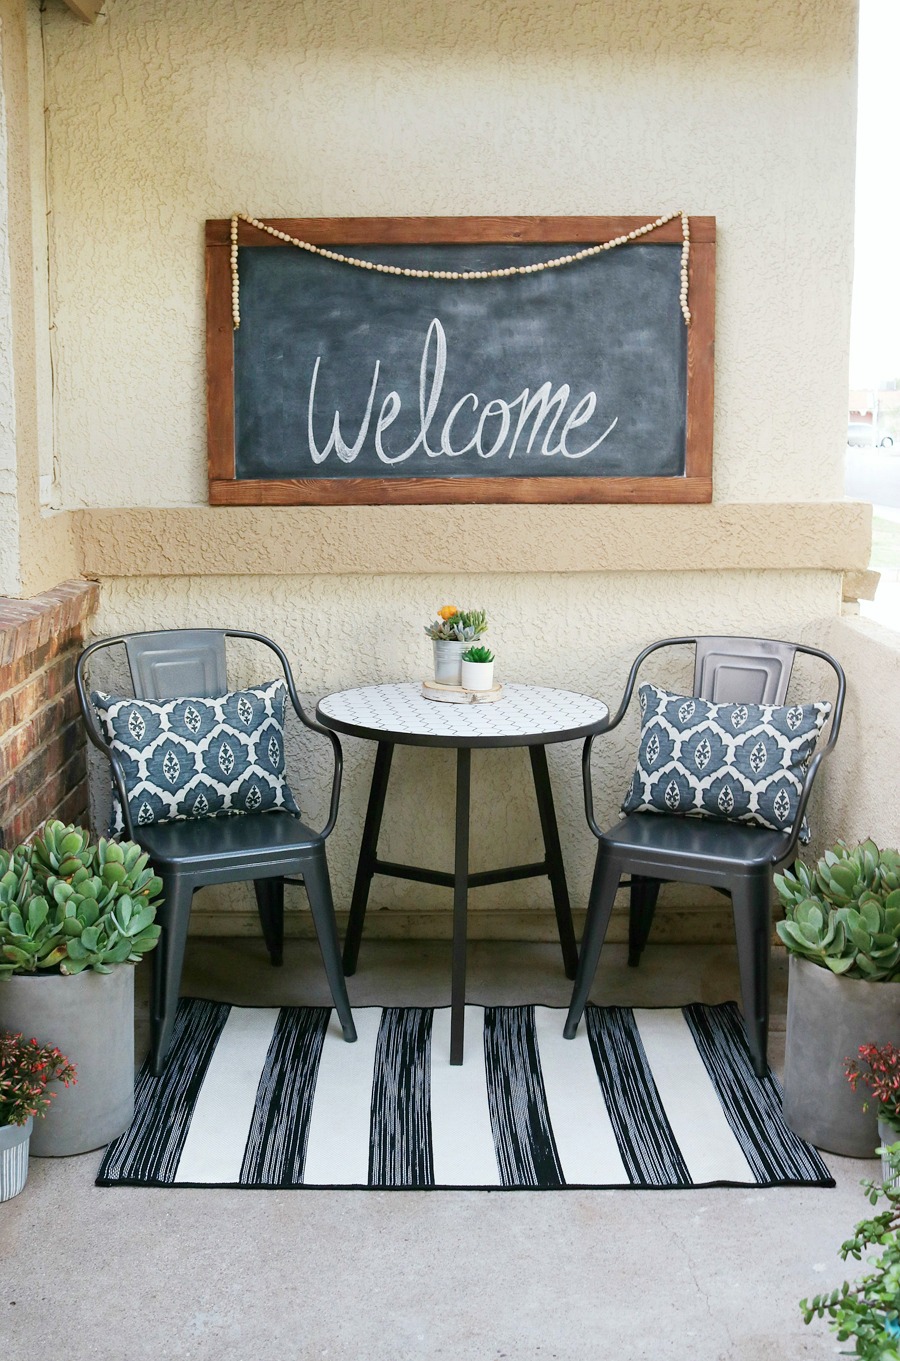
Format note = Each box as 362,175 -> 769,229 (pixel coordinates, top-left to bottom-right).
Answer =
564,635 -> 845,1076
76,628 -> 357,1075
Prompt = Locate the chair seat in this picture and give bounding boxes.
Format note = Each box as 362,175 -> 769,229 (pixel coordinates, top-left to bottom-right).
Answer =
135,809 -> 322,872
601,812 -> 793,876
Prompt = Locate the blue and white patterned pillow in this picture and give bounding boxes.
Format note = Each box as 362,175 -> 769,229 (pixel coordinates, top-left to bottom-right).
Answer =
621,683 -> 831,838
92,680 -> 301,834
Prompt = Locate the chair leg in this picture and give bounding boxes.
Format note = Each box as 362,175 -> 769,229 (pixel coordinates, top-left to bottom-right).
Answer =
253,876 -> 284,966
730,875 -> 772,1078
628,876 -> 662,967
150,873 -> 195,1077
301,850 -> 357,1043
563,852 -> 621,1039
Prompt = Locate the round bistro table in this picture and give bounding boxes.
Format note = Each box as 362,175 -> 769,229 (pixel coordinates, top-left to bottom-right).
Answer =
316,682 -> 609,1064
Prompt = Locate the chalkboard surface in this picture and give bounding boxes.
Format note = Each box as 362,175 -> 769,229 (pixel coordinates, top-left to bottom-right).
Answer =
206,217 -> 715,505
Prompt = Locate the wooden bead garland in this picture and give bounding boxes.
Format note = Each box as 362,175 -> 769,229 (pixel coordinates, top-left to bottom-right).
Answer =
230,210 -> 692,331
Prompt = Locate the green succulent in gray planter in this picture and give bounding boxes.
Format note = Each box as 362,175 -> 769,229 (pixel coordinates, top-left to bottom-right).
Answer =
776,840 -> 900,1157
0,821 -> 162,1156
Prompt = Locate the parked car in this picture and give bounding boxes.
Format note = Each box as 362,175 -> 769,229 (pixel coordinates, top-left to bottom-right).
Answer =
847,422 -> 895,449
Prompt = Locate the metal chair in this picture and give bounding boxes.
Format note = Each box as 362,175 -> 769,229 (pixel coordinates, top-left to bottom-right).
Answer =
76,628 -> 357,1075
564,635 -> 845,1076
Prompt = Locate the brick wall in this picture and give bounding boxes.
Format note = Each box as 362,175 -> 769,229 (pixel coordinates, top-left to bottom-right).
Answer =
0,581 -> 99,847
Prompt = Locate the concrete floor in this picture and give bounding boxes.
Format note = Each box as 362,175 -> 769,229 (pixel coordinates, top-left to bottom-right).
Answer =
1,938 -> 878,1361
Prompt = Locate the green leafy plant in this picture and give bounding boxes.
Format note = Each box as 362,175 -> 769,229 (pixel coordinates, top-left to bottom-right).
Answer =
847,1044 -> 900,1134
801,1143 -> 900,1359
775,841 -> 900,981
0,1031 -> 76,1127
0,821 -> 163,978
461,645 -> 494,664
424,607 -> 488,642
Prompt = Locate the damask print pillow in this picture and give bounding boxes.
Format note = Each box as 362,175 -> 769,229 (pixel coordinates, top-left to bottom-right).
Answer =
621,683 -> 832,839
92,680 -> 300,834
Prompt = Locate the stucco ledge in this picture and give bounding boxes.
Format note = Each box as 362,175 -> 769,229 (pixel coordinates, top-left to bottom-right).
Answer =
74,500 -> 871,577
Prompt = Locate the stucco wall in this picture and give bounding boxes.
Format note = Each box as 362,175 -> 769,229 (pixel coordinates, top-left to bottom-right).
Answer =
85,569 -> 845,938
38,0 -> 864,936
41,0 -> 858,512
819,616 -> 900,853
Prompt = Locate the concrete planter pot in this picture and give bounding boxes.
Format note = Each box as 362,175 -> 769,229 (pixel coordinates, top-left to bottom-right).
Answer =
0,1117 -> 32,1201
0,968 -> 135,1157
783,955 -> 900,1157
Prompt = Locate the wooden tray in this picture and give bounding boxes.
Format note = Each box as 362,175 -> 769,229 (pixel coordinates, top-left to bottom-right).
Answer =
421,679 -> 505,705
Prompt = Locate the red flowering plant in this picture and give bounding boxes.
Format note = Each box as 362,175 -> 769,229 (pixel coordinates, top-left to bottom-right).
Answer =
846,1043 -> 900,1135
0,1030 -> 76,1128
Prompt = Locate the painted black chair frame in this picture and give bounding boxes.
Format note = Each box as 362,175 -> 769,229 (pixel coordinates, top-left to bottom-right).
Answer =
564,634 -> 846,1076
76,627 -> 357,1075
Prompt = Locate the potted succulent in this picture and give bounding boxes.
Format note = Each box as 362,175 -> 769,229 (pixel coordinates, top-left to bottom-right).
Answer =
0,1030 -> 75,1200
0,820 -> 162,1156
424,605 -> 488,684
776,840 -> 900,1156
460,645 -> 495,692
846,1044 -> 900,1188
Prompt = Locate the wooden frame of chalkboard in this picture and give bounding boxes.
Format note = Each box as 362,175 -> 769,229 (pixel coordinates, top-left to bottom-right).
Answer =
206,216 -> 715,505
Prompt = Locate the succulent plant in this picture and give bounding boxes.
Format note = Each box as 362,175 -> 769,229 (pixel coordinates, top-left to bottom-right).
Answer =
0,847 -> 67,973
775,840 -> 900,981
461,645 -> 494,663
0,821 -> 163,978
424,608 -> 488,642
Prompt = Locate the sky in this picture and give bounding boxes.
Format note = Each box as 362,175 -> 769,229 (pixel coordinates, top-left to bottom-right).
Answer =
849,0 -> 900,388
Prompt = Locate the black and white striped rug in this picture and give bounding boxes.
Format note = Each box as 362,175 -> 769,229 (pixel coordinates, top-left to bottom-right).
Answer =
97,999 -> 833,1190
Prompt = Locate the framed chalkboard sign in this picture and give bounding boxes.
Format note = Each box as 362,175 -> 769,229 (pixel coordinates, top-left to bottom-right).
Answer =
206,216 -> 715,505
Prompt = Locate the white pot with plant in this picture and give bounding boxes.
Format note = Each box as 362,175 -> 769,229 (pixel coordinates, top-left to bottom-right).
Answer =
845,1042 -> 900,1188
424,606 -> 488,685
460,645 -> 495,691
0,820 -> 162,1157
776,839 -> 900,1157
0,1030 -> 76,1200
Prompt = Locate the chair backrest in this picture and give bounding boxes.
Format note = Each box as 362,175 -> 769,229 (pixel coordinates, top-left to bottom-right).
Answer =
692,636 -> 796,705
123,629 -> 228,700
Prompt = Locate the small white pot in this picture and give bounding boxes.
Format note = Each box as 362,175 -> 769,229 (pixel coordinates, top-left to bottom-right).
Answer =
461,659 -> 494,691
0,1117 -> 32,1201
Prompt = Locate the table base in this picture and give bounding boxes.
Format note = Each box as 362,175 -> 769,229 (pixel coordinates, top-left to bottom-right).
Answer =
342,741 -> 579,1064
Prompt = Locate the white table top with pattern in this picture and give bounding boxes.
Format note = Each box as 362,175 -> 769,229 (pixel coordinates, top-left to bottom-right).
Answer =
316,681 -> 609,748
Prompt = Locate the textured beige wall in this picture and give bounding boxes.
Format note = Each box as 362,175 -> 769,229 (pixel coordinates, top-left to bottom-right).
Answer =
40,0 -> 864,937
41,0 -> 857,512
76,501 -> 872,578
0,0 -> 77,598
87,570 -> 844,936
818,616 -> 900,853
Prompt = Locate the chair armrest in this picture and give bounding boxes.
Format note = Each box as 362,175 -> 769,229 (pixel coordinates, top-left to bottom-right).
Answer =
774,748 -> 831,864
75,641 -> 136,841
300,718 -> 343,840
225,630 -> 344,839
581,636 -> 697,840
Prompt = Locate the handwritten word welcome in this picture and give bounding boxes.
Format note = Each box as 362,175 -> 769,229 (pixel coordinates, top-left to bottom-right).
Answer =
307,318 -> 617,466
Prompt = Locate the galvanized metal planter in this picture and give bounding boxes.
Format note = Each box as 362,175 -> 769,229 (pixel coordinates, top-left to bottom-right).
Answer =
0,1117 -> 32,1201
0,968 -> 135,1157
783,955 -> 900,1158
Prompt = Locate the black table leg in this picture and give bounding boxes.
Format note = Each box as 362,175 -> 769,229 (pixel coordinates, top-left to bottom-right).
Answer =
529,743 -> 578,980
450,746 -> 472,1065
342,741 -> 394,975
